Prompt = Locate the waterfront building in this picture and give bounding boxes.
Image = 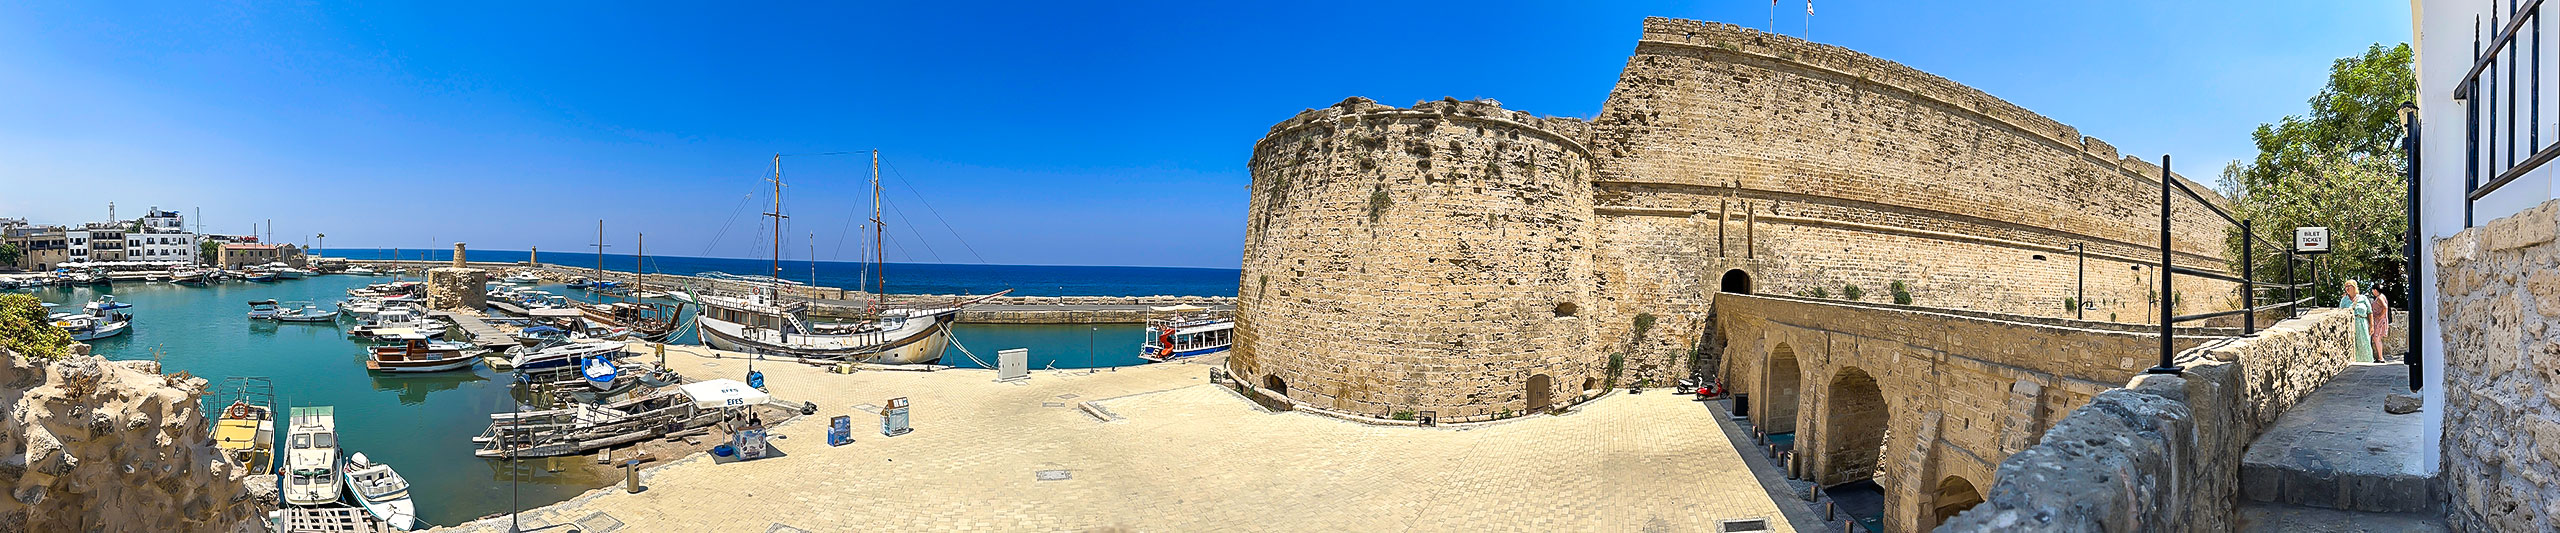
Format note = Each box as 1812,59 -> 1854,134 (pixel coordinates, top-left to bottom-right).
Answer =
126,207 -> 199,264
65,223 -> 128,263
1,223 -> 70,271
217,243 -> 300,269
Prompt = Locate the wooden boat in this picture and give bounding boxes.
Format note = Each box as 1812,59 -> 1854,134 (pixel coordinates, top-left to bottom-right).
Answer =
340,452 -> 418,530
690,151 -> 1000,364
471,387 -> 720,458
576,301 -> 686,342
366,333 -> 484,372
209,377 -> 277,471
281,406 -> 341,507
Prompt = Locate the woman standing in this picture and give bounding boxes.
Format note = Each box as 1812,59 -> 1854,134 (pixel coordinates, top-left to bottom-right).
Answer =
2370,287 -> 2391,360
2341,280 -> 2373,363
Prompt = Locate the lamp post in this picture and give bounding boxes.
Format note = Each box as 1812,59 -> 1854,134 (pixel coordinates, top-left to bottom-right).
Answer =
2399,101 -> 2424,392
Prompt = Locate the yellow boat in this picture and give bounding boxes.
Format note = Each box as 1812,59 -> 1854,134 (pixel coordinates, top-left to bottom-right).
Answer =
209,377 -> 276,472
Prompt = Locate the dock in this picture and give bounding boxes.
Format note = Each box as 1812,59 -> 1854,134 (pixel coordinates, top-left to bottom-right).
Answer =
278,506 -> 396,533
429,311 -> 514,349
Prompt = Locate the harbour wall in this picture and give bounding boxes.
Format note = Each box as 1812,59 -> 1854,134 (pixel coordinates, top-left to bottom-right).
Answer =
345,260 -> 1233,324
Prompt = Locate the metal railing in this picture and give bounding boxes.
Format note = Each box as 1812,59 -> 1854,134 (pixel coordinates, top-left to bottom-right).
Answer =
2147,155 -> 2316,375
2462,0 -> 2554,226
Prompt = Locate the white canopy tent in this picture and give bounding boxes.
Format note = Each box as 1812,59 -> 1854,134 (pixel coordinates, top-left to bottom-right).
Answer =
679,379 -> 770,409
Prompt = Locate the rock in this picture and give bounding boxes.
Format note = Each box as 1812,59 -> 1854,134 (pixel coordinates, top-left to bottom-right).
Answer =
2385,393 -> 2423,414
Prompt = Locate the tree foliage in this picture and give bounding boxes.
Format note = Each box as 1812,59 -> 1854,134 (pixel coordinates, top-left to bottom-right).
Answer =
0,294 -> 71,360
2222,43 -> 2413,305
0,242 -> 19,267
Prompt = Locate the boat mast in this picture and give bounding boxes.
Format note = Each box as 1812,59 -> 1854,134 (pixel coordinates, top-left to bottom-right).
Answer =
635,232 -> 644,296
871,149 -> 885,299
591,220 -> 606,283
767,154 -> 787,302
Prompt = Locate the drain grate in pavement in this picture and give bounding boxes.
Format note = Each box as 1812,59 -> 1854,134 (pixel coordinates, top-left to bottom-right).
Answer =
1056,393 -> 1079,399
1043,402 -> 1067,408
574,511 -> 625,533
853,404 -> 879,413
1718,517 -> 1770,532
1035,469 -> 1072,481
767,525 -> 811,533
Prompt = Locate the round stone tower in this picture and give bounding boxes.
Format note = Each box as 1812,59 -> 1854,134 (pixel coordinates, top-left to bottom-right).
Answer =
1232,97 -> 1598,421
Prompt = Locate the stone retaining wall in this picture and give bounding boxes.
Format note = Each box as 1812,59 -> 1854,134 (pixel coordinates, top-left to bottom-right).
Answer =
2433,199 -> 2560,532
1940,308 -> 2360,531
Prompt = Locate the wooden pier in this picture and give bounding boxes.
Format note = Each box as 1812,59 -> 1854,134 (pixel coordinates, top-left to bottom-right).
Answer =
430,311 -> 515,348
277,506 -> 396,533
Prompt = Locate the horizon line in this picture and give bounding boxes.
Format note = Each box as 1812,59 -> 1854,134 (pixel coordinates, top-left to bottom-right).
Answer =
310,247 -> 1242,271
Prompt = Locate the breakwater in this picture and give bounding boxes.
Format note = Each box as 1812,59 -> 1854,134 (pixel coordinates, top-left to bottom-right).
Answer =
345,260 -> 1234,324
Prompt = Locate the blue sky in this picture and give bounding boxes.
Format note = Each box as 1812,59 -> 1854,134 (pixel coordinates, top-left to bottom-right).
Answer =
0,1 -> 2410,268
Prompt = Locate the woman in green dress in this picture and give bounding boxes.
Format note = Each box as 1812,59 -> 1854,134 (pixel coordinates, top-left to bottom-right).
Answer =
2340,279 -> 2373,363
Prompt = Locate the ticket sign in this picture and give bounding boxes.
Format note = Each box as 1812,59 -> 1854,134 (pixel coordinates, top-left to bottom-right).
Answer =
828,415 -> 853,446
881,397 -> 912,437
2295,227 -> 2330,254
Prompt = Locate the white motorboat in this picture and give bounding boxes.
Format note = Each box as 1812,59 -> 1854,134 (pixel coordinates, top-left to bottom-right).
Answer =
248,299 -> 282,320
275,302 -> 341,323
507,339 -> 624,371
340,452 -> 418,530
349,308 -> 446,340
281,406 -> 341,507
502,271 -> 543,284
343,266 -> 378,276
52,296 -> 133,341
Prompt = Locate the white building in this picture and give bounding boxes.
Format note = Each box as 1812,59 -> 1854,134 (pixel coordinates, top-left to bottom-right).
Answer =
2413,0 -> 2560,528
127,207 -> 198,264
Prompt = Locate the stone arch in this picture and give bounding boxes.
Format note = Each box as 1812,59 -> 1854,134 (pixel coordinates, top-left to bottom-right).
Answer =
1928,474 -> 1986,530
1526,374 -> 1554,412
1821,366 -> 1888,486
1720,269 -> 1754,294
1758,343 -> 1801,435
1265,374 -> 1288,397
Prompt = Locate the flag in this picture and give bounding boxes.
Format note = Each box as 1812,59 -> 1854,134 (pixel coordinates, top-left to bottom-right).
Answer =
1806,0 -> 1814,16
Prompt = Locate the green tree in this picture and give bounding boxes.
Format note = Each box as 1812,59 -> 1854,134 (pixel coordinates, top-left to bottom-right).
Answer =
200,240 -> 220,264
0,242 -> 19,268
0,294 -> 72,360
2223,43 -> 2413,305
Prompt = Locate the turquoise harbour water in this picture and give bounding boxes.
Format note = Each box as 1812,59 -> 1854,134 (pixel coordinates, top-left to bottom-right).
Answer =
8,274 -> 1158,526
324,248 -> 1243,298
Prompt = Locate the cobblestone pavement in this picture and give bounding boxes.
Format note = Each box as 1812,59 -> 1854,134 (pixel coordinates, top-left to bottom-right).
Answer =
436,345 -> 1814,532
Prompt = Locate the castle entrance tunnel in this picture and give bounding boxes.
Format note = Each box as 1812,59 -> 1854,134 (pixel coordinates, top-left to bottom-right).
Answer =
1527,374 -> 1554,412
1756,343 -> 1801,436
1720,269 -> 1753,295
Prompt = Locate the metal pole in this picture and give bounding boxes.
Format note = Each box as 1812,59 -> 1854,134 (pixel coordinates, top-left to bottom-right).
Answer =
2286,248 -> 2298,317
2404,106 -> 2426,391
2242,220 -> 2255,335
2075,243 -> 2085,320
2151,155 -> 2181,375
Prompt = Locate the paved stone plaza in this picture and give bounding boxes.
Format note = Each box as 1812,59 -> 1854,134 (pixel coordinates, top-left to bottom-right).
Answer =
437,345 -> 1817,532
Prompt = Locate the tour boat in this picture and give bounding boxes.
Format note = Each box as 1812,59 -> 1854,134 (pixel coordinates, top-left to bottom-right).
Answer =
265,262 -> 306,279
339,452 -> 418,530
52,296 -> 133,341
688,150 -> 1001,364
366,333 -> 484,372
280,406 -> 341,507
1140,307 -> 1236,362
349,307 -> 446,340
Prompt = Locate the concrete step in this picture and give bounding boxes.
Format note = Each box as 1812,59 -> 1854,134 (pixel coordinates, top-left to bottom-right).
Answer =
2236,500 -> 2448,532
2239,363 -> 2437,513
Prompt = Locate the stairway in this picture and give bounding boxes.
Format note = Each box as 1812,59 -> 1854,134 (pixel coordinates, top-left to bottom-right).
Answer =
2233,363 -> 2446,532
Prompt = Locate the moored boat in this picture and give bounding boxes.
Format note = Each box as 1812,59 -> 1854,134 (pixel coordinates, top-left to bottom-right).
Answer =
281,406 -> 341,507
52,296 -> 133,341
506,339 -> 624,371
274,301 -> 341,323
248,299 -> 282,320
339,452 -> 418,530
209,377 -> 277,471
1140,306 -> 1235,362
365,332 -> 484,372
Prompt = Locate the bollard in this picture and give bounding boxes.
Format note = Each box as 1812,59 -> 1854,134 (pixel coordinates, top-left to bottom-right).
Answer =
1826,501 -> 1836,521
624,460 -> 640,493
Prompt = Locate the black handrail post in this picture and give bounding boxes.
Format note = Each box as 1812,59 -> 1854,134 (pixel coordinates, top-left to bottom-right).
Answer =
2242,219 -> 2255,335
2286,248 -> 2299,317
2403,101 -> 2426,391
2151,155 -> 2182,375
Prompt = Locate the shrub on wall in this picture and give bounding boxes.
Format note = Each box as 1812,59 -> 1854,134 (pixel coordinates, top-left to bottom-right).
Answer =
1605,352 -> 1626,391
2064,296 -> 2079,312
1367,186 -> 1393,223
0,294 -> 71,360
1842,284 -> 1864,301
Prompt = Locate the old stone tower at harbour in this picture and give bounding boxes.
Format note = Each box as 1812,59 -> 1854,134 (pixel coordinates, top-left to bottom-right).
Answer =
1230,17 -> 2240,423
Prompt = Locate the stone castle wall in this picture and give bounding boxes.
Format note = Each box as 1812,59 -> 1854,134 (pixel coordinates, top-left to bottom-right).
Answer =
2433,199 -> 2560,533
1232,17 -> 2241,420
0,353 -> 261,532
1234,97 -> 1601,418
1586,18 -> 2239,377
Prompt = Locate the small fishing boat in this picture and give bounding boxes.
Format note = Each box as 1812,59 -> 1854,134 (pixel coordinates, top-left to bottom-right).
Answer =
241,270 -> 278,282
209,377 -> 277,471
265,262 -> 307,279
339,452 -> 418,530
274,301 -> 341,323
510,325 -> 571,346
576,301 -> 686,342
248,299 -> 282,320
343,266 -> 378,276
471,386 -> 728,458
52,296 -> 133,341
366,332 -> 484,372
169,268 -> 210,284
281,406 -> 341,507
580,354 -> 619,391
1140,306 -> 1236,362
349,308 -> 447,340
502,271 -> 543,284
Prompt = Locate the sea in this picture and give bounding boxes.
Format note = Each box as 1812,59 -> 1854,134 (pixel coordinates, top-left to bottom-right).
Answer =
319,249 -> 1242,298
7,260 -> 1231,526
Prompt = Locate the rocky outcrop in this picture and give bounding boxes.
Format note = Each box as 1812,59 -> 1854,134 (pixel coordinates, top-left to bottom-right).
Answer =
0,350 -> 261,531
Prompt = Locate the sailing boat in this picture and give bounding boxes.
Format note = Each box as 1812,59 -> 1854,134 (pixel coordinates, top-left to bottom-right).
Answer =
689,151 -> 1004,364
575,231 -> 687,342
